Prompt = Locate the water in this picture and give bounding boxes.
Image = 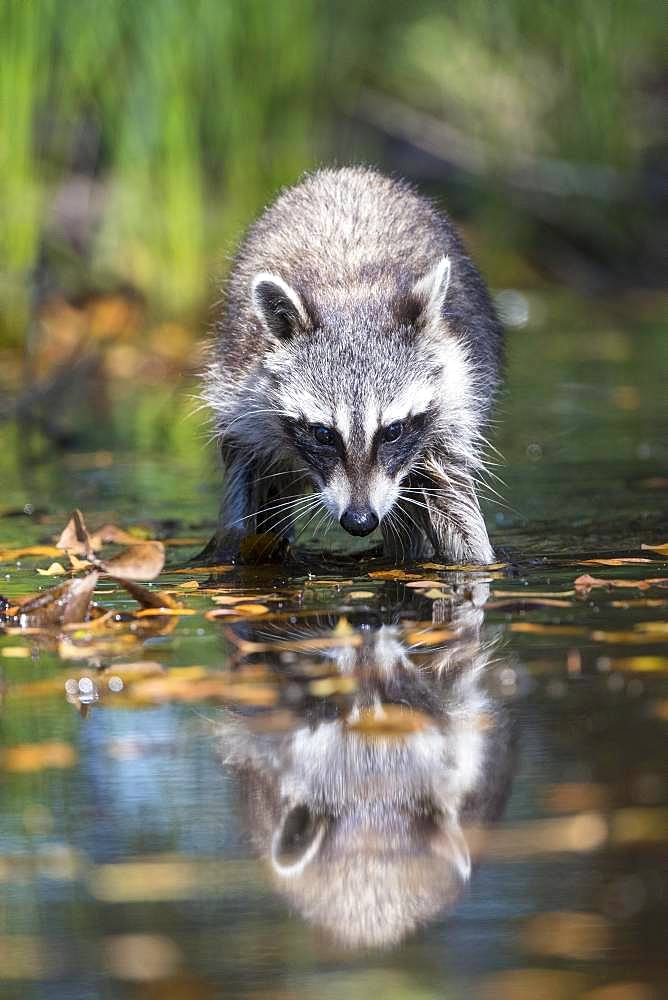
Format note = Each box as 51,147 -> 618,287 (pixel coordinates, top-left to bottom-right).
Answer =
0,293 -> 666,999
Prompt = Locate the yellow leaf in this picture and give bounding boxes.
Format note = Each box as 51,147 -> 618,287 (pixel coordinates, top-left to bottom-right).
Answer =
511,623 -> 585,635
641,541 -> 668,555
0,545 -> 62,561
1,646 -> 31,658
1,741 -> 77,772
37,562 -> 67,576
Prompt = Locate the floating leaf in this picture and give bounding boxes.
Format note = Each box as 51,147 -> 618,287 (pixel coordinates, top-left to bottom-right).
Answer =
487,597 -> 572,609
1,646 -> 31,658
115,578 -> 178,610
13,572 -> 99,628
1,741 -> 77,772
176,580 -> 200,590
98,542 -> 165,580
641,541 -> 668,555
611,656 -> 668,672
510,623 -> 585,635
0,545 -> 63,562
36,562 -> 67,576
368,568 -> 423,580
225,603 -> 269,616
579,557 -> 654,566
347,591 -> 375,599
171,564 -> 233,575
575,573 -> 667,592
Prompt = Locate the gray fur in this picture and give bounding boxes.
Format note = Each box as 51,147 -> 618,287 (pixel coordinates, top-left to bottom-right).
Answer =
203,166 -> 503,562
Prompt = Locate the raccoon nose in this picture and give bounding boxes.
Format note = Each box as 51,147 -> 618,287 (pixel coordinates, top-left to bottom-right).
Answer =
340,506 -> 379,537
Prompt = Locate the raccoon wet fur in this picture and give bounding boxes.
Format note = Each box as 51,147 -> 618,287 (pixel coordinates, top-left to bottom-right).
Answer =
203,166 -> 504,564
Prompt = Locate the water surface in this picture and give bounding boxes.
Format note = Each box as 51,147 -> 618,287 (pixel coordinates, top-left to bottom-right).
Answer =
0,296 -> 666,999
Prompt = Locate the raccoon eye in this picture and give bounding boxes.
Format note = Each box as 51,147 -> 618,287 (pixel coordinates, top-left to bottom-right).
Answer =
382,420 -> 404,444
312,424 -> 335,447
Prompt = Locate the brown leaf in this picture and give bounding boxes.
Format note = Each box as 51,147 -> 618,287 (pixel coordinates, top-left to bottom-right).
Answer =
114,578 -> 178,610
56,509 -> 93,557
367,568 -> 423,580
98,542 -> 165,580
15,572 -> 99,627
89,523 -> 144,547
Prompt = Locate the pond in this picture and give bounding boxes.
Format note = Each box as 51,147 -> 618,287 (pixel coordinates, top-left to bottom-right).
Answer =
0,293 -> 666,999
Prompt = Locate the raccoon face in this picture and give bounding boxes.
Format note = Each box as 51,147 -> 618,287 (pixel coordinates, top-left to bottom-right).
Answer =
252,258 -> 473,535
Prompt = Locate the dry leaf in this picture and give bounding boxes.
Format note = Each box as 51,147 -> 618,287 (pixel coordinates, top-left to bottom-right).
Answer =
611,656 -> 668,672
0,545 -> 63,561
368,568 -> 423,580
37,562 -> 67,576
56,509 -> 93,556
176,580 -> 200,590
487,597 -> 572,609
347,591 -> 375,599
226,603 -> 269,616
14,572 -> 99,627
575,573 -> 667,592
641,541 -> 668,556
579,558 -> 654,566
98,542 -> 165,580
1,741 -> 77,772
114,578 -> 178,610
1,646 -> 31,658
510,623 -> 586,635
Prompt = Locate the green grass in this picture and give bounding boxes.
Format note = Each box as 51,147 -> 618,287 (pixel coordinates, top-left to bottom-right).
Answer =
0,0 -> 662,343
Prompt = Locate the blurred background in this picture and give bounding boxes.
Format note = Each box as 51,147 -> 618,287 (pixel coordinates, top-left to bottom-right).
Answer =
0,0 -> 665,458
1,6 -> 667,997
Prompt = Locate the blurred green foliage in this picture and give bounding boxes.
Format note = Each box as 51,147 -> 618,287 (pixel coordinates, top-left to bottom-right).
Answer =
0,0 -> 663,342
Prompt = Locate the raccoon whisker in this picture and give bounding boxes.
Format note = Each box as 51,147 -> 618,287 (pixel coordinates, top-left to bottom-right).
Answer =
252,466 -> 309,485
260,497 -> 322,535
220,407 -> 293,438
235,493 -> 314,525
293,497 -> 327,542
385,508 -> 408,564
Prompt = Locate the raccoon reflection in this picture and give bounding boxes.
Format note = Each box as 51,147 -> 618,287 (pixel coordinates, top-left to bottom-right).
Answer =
218,608 -> 515,949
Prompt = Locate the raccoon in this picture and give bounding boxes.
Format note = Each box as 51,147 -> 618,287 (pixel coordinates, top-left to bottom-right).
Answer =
203,166 -> 503,564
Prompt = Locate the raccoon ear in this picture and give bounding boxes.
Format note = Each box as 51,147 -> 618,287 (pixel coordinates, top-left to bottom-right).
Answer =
252,272 -> 311,343
401,255 -> 452,331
